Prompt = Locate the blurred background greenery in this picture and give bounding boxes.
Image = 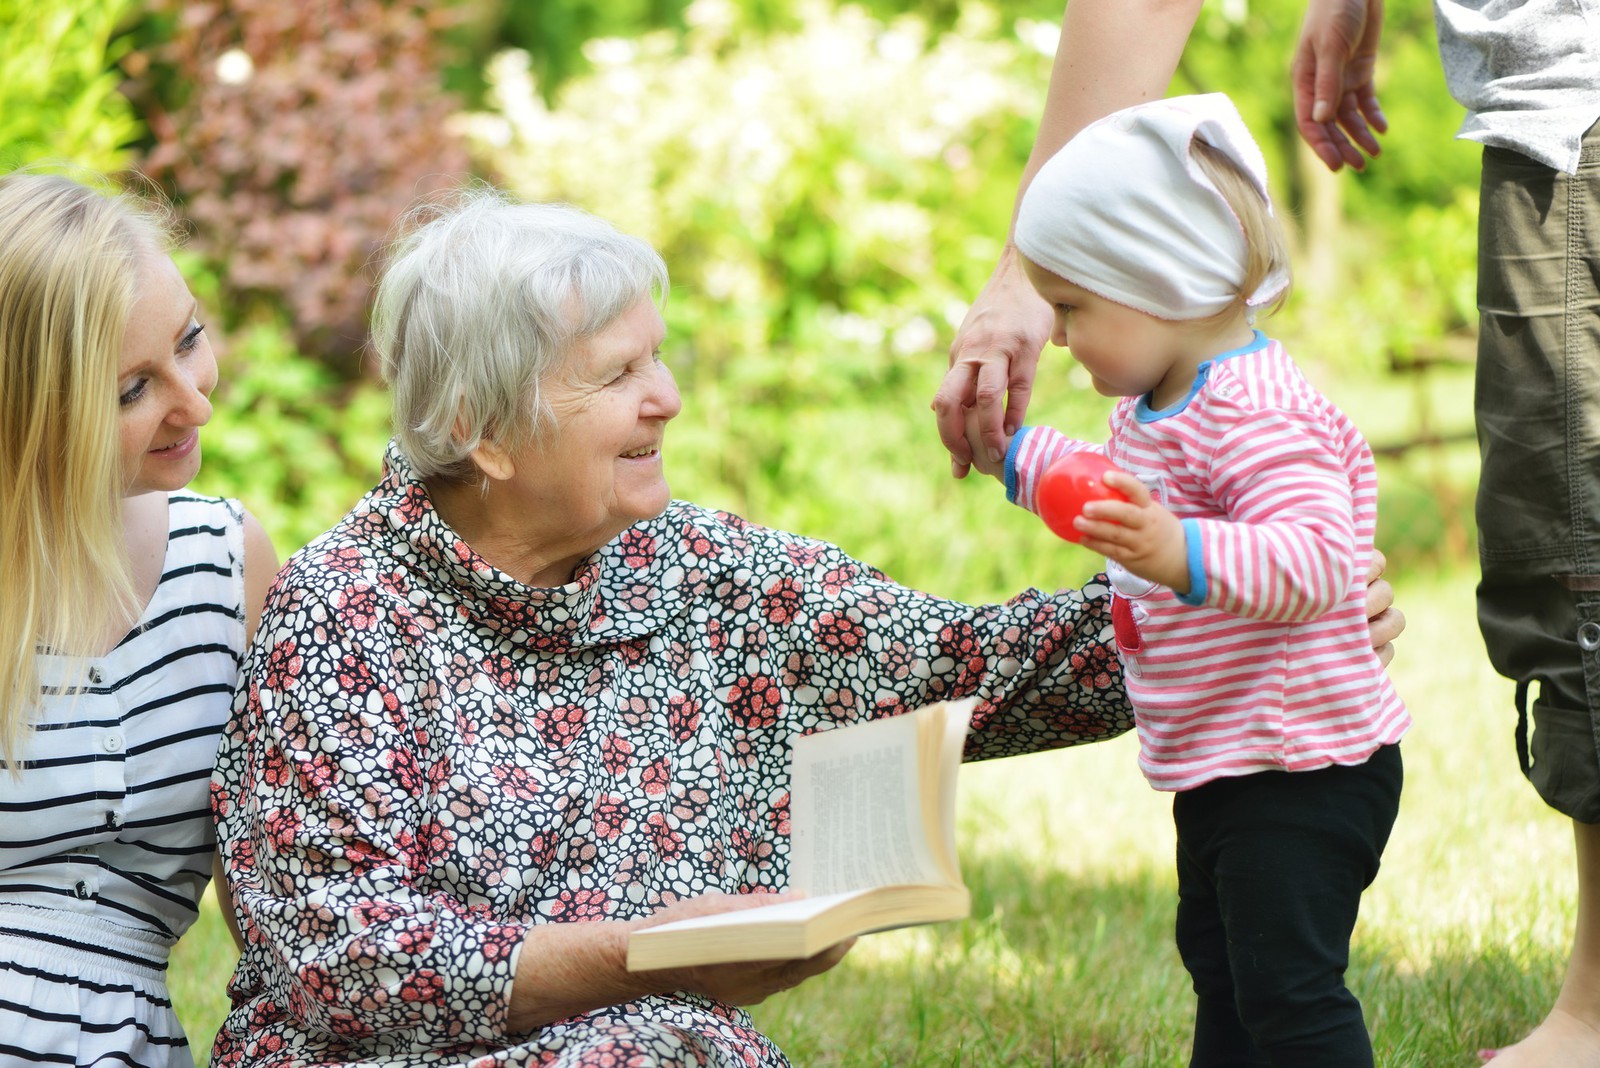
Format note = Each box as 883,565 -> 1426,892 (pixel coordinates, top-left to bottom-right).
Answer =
6,0 -> 1480,604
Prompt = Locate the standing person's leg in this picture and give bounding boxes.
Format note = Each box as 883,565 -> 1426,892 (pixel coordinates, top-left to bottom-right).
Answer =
1475,123 -> 1600,1067
1174,747 -> 1402,1068
1491,820 -> 1600,1066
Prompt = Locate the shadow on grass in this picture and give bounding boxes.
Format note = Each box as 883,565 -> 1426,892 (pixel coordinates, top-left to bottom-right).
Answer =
752,852 -> 1565,1068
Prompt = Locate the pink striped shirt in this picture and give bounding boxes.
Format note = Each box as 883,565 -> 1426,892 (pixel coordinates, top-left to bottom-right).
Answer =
1009,332 -> 1409,791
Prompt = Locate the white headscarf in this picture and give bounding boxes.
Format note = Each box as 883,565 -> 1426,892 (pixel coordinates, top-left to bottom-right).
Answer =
1014,93 -> 1289,321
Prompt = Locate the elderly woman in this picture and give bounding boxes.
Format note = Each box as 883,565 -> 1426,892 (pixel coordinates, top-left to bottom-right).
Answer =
210,192 -> 1402,1067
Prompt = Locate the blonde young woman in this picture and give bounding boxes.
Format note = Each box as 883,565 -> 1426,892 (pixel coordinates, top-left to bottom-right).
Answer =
0,172 -> 276,1067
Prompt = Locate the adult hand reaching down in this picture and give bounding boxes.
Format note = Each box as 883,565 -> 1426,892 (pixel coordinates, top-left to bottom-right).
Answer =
1291,0 -> 1386,171
933,246 -> 1052,480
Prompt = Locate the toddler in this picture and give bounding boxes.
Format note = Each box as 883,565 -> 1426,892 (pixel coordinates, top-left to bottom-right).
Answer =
974,93 -> 1409,1067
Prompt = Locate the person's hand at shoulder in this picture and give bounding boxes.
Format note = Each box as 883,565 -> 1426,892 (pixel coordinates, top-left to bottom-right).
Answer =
932,247 -> 1052,480
634,892 -> 855,1006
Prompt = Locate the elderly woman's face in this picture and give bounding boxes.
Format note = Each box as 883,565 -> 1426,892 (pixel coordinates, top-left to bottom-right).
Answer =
517,297 -> 680,552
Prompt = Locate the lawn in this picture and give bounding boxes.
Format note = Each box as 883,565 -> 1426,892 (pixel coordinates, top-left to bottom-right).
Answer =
171,563 -> 1570,1065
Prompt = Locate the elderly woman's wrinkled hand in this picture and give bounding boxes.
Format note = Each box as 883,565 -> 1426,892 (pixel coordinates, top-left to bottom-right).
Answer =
636,893 -> 856,1006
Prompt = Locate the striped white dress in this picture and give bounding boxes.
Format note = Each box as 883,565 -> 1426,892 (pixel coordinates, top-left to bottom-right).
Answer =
0,494 -> 246,1068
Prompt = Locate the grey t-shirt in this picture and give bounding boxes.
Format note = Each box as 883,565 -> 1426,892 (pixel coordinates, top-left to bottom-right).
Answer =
1434,0 -> 1600,173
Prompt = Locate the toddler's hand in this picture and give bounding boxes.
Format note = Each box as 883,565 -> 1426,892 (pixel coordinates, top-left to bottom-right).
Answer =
1075,471 -> 1190,593
961,406 -> 1009,481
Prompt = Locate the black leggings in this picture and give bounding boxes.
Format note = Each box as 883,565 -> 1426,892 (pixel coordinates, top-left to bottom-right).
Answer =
1172,745 -> 1403,1068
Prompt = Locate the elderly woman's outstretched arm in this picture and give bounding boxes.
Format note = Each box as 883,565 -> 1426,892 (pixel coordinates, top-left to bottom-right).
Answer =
210,504 -> 1128,1051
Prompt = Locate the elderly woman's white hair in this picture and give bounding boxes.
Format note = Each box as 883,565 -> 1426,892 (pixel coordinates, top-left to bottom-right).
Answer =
371,188 -> 669,480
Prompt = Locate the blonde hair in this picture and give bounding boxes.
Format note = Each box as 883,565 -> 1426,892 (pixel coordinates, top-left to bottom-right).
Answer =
1190,139 -> 1293,323
0,170 -> 175,767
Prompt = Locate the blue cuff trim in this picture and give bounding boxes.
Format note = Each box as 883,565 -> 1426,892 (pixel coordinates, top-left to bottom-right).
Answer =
1176,518 -> 1207,605
1004,428 -> 1031,505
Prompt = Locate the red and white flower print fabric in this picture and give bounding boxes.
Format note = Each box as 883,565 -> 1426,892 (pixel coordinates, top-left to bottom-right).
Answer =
210,441 -> 1131,1067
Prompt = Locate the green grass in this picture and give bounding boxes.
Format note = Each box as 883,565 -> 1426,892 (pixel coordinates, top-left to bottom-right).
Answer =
171,564 -> 1571,1065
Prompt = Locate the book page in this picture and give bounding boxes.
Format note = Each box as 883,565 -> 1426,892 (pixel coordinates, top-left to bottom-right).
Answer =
626,700 -> 974,970
791,711 -> 944,897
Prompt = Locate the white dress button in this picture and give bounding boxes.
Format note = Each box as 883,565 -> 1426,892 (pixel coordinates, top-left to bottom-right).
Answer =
102,734 -> 122,753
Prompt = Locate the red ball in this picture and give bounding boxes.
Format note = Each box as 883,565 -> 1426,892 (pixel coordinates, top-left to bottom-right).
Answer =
1036,451 -> 1129,543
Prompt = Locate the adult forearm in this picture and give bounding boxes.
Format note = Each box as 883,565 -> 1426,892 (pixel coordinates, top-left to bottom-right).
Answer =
505,897 -> 847,1032
506,920 -> 651,1033
1015,0 -> 1206,228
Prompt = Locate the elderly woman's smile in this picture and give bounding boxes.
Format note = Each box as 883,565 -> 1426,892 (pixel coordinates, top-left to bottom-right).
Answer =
425,295 -> 682,589
541,295 -> 681,542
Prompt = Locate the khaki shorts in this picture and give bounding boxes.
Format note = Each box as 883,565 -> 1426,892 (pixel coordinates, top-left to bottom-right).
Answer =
1475,122 -> 1600,822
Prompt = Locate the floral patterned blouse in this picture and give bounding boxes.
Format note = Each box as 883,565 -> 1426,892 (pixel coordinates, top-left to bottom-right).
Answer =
210,442 -> 1131,1068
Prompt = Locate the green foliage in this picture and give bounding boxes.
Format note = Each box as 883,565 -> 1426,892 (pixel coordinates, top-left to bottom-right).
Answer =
464,2 -> 1044,367
455,0 -> 1481,577
490,0 -> 693,98
0,0 -> 143,173
1347,12 -> 1481,211
123,0 -> 472,367
483,0 -> 1067,102
1166,0 -> 1481,378
0,0 -> 1477,574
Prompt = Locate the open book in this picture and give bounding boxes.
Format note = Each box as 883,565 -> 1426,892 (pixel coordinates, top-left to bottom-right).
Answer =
625,697 -> 975,971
